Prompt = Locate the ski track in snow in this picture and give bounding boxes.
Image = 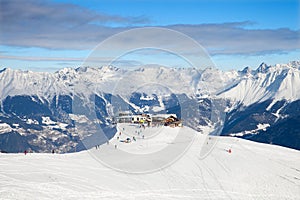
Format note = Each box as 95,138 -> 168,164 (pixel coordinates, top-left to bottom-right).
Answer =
0,125 -> 300,200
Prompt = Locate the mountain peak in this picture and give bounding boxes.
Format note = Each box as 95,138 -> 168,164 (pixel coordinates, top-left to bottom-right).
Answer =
56,67 -> 76,74
240,66 -> 251,74
288,60 -> 300,69
0,68 -> 8,73
98,65 -> 120,72
256,62 -> 270,73
75,66 -> 88,72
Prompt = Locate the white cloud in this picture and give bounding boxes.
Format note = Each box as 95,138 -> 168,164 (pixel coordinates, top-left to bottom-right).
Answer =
0,0 -> 299,57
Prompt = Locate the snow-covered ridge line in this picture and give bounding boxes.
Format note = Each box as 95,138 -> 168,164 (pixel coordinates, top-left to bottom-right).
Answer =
0,61 -> 300,106
219,61 -> 300,106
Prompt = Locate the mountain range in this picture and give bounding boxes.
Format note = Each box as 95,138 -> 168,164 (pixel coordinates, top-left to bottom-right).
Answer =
0,61 -> 300,152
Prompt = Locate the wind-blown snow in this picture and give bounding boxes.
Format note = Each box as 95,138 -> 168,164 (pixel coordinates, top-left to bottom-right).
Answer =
1,126 -> 299,199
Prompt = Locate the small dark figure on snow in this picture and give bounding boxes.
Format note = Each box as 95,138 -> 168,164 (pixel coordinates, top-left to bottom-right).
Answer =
52,149 -> 55,154
24,150 -> 27,155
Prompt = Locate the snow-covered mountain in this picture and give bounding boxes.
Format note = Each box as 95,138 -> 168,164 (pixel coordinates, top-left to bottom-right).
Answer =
0,61 -> 300,153
1,61 -> 299,104
219,61 -> 300,107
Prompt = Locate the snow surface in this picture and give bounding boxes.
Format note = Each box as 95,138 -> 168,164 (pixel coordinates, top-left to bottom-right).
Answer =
41,117 -> 68,130
229,123 -> 270,137
1,125 -> 299,199
0,123 -> 12,134
26,119 -> 39,125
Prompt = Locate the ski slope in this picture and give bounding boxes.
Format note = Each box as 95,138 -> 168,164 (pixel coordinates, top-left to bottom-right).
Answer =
1,125 -> 300,199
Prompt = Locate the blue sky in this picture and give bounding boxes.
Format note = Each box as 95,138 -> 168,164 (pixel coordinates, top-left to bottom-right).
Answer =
0,0 -> 299,71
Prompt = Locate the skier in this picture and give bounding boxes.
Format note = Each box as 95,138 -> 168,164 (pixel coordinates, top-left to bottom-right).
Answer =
24,150 -> 27,155
52,149 -> 55,154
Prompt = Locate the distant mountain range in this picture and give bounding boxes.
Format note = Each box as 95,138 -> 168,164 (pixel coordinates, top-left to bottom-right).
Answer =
0,61 -> 300,153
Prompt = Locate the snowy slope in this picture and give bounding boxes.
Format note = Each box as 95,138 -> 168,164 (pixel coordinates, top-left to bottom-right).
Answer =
0,125 -> 299,199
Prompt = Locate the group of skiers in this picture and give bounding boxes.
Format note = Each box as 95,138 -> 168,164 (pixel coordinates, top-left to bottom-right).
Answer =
94,125 -> 147,150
